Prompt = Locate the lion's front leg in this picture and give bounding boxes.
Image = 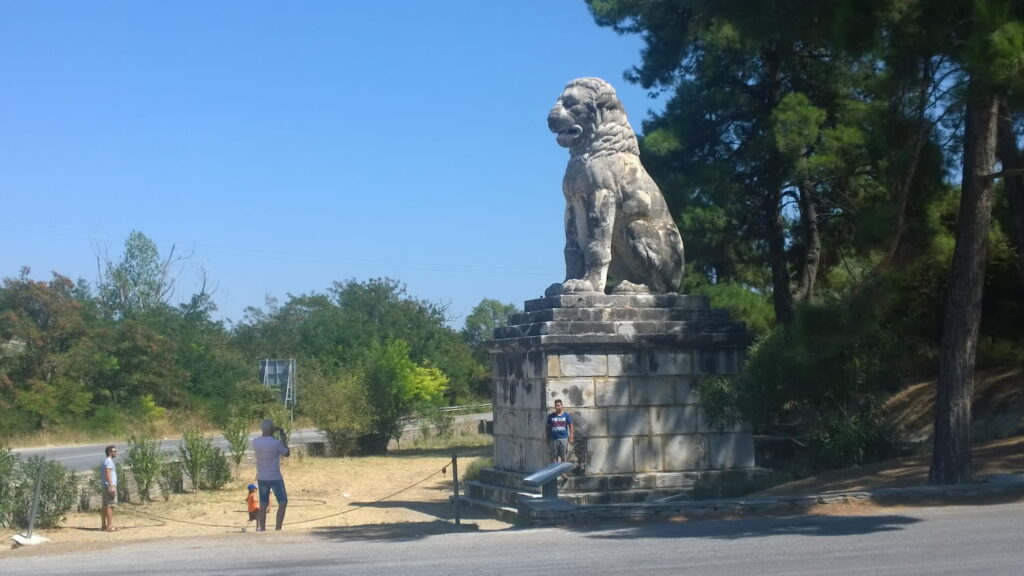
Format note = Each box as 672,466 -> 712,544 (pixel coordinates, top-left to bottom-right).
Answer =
573,187 -> 610,293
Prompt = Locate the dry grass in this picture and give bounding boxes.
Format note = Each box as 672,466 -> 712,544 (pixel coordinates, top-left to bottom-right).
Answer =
1,442 -> 505,555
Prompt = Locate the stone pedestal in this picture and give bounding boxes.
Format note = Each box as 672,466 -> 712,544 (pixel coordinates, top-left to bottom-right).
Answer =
482,293 -> 755,506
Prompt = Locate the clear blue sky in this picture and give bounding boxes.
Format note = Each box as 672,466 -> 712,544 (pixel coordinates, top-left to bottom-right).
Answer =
0,2 -> 665,329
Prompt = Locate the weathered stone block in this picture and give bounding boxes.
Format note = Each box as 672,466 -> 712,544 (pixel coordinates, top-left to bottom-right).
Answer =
546,354 -> 560,378
709,433 -> 755,469
586,437 -> 635,474
651,405 -> 701,434
634,437 -> 663,472
663,434 -> 708,471
559,353 -> 608,376
570,408 -> 608,436
608,352 -> 641,376
524,439 -> 548,472
607,408 -> 650,436
630,377 -> 676,405
513,408 -> 544,439
646,350 -> 692,375
674,377 -> 700,404
546,378 -> 596,408
694,350 -> 718,375
494,407 -> 515,435
654,471 -> 701,489
595,377 -> 630,407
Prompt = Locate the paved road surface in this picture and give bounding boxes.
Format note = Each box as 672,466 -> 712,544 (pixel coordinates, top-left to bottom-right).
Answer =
10,412 -> 491,472
10,429 -> 327,472
3,502 -> 1023,575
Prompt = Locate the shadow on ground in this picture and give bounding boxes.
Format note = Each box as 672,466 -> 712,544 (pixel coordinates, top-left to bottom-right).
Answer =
566,513 -> 921,541
308,516 -> 510,543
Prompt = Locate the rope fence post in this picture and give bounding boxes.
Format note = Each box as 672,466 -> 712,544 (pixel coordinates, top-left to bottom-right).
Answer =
25,457 -> 45,538
451,453 -> 460,526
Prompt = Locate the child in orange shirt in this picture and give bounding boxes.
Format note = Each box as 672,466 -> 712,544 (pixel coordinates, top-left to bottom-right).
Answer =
244,483 -> 259,531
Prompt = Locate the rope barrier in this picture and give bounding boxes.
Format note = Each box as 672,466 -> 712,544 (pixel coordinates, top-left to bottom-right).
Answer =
104,460 -> 454,530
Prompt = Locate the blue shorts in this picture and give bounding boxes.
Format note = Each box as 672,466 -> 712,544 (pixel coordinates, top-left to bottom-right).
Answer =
257,479 -> 288,505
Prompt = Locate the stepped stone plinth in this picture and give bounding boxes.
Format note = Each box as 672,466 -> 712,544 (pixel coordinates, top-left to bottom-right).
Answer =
472,294 -> 756,509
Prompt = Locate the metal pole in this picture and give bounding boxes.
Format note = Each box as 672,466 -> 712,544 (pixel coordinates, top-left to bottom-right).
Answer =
25,459 -> 45,538
452,453 -> 461,526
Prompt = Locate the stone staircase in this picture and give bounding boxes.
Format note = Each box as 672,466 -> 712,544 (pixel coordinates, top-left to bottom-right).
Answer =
462,466 -> 772,520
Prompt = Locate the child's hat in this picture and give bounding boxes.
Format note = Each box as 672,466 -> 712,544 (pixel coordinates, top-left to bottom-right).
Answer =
247,483 -> 257,490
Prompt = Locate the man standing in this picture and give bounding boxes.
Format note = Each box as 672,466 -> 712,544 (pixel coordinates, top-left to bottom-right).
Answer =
252,418 -> 290,531
547,399 -> 574,463
100,445 -> 118,531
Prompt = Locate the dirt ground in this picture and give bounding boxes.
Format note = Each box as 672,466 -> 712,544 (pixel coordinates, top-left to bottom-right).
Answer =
1,444 -> 506,556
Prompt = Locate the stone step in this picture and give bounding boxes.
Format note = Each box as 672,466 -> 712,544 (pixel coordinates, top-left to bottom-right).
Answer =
509,307 -> 732,325
523,294 -> 711,312
451,494 -> 519,523
561,488 -> 684,506
464,479 -> 541,507
478,467 -> 531,490
494,320 -> 747,339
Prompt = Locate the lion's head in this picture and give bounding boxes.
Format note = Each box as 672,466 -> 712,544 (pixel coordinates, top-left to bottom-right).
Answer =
547,77 -> 640,159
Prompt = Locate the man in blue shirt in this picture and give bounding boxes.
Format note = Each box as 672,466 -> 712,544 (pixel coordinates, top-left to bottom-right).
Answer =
547,399 -> 574,463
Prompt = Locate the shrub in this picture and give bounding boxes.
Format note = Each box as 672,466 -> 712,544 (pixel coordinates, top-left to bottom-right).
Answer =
203,448 -> 232,490
0,448 -> 17,527
178,428 -> 214,492
698,298 -> 900,471
461,457 -> 492,483
159,460 -> 184,497
125,433 -> 165,501
12,456 -> 79,529
221,411 -> 250,474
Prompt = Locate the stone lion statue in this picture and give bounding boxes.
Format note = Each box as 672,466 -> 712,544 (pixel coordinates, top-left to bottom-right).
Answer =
546,77 -> 684,296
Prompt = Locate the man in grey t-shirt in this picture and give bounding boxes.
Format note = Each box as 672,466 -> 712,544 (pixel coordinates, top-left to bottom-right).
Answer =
252,418 -> 290,531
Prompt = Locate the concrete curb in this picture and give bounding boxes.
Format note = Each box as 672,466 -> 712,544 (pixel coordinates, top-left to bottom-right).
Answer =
520,474 -> 1024,524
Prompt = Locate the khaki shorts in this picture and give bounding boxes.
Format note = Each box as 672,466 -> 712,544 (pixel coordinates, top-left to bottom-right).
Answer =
102,487 -> 118,507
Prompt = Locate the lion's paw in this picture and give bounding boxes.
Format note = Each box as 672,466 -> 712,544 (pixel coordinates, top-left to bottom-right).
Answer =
611,280 -> 652,294
559,279 -> 599,294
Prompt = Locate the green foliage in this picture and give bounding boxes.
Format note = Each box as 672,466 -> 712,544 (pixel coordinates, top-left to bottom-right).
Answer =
0,448 -> 17,527
203,448 -> 232,490
301,363 -> 369,456
221,410 -> 251,472
461,457 -> 493,483
358,339 -> 448,454
178,428 -> 214,492
125,433 -> 165,502
699,298 -> 900,470
689,280 -> 775,337
461,299 -> 520,364
10,456 -> 79,529
98,230 -> 173,319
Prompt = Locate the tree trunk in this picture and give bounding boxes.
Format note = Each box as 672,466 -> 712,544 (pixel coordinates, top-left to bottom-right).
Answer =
929,80 -> 999,485
793,180 -> 821,302
885,58 -> 933,265
762,45 -> 794,325
995,101 -> 1024,280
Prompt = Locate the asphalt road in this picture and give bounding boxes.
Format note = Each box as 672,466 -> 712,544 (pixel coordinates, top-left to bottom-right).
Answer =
10,412 -> 491,472
3,502 -> 1023,575
11,429 -> 327,473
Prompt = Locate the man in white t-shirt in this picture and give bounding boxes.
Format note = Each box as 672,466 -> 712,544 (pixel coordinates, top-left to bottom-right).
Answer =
100,445 -> 118,531
251,418 -> 290,531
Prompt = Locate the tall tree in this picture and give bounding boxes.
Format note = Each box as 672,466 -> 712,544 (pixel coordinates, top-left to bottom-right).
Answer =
97,230 -> 183,319
461,299 -> 520,364
927,2 -> 1024,484
587,0 -> 893,322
